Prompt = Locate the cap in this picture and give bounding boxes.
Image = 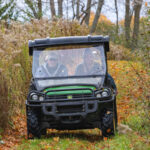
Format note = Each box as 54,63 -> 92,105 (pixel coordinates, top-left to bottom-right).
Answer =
47,52 -> 58,61
83,48 -> 93,59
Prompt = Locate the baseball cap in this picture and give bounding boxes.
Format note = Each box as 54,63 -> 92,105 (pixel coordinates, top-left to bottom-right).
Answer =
47,52 -> 58,61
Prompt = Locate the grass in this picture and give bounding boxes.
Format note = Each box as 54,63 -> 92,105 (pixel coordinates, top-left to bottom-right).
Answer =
0,19 -> 89,131
0,19 -> 149,149
17,130 -> 150,150
15,60 -> 150,150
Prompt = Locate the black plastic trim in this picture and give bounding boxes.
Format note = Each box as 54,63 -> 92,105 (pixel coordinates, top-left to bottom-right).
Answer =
26,95 -> 114,105
29,35 -> 109,55
26,97 -> 114,124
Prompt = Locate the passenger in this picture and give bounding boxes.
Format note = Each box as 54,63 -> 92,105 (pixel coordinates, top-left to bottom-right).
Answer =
75,48 -> 102,75
35,52 -> 68,77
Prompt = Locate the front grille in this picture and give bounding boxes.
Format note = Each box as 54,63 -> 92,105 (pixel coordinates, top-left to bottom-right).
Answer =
57,104 -> 84,113
46,93 -> 93,100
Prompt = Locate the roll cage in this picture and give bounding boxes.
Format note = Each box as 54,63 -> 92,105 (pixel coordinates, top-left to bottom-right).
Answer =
28,35 -> 109,56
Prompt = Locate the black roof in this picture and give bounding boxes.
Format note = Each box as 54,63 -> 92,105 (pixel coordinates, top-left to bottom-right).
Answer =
28,35 -> 109,55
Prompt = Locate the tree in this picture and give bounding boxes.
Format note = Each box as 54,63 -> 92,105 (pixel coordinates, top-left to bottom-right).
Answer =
85,0 -> 92,26
24,0 -> 43,19
58,0 -> 63,17
76,0 -> 80,20
50,0 -> 56,18
90,0 -> 104,33
114,0 -> 119,34
0,0 -> 18,21
124,0 -> 143,48
71,0 -> 75,20
132,0 -> 143,49
38,0 -> 42,18
124,0 -> 134,47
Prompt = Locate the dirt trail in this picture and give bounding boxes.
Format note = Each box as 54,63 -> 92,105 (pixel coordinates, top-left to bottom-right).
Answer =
0,60 -> 149,150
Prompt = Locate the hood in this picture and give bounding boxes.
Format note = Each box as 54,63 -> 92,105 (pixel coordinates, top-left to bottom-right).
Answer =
35,76 -> 105,91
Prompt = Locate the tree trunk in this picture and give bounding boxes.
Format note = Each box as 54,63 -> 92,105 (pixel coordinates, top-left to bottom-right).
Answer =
114,0 -> 118,35
90,0 -> 104,33
85,0 -> 92,26
58,0 -> 63,17
50,0 -> 56,18
25,0 -> 38,19
125,0 -> 134,47
76,0 -> 80,20
71,0 -> 75,20
0,0 -> 17,21
132,0 -> 143,49
125,0 -> 131,47
37,0 -> 42,19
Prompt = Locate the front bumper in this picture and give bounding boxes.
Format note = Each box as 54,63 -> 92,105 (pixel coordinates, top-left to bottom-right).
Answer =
26,96 -> 115,125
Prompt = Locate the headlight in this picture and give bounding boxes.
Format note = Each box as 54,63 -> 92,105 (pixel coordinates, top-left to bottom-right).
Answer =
39,96 -> 44,101
101,91 -> 109,97
31,93 -> 38,100
29,92 -> 45,101
95,88 -> 111,98
96,93 -> 101,98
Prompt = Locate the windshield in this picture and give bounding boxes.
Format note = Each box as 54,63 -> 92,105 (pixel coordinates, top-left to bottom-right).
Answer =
32,45 -> 106,89
32,45 -> 106,78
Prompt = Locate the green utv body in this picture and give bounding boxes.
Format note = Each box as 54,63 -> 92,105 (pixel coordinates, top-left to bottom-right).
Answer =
26,35 -> 118,138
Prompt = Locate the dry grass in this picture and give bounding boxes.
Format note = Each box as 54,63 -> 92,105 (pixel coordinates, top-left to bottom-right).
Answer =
108,42 -> 135,60
0,18 -> 142,130
0,19 -> 89,129
0,71 -> 10,128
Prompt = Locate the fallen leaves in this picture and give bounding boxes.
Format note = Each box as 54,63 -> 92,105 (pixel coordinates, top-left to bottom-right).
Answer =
106,129 -> 111,133
0,114 -> 26,150
0,60 -> 149,150
53,137 -> 60,142
103,137 -> 108,141
44,145 -> 52,150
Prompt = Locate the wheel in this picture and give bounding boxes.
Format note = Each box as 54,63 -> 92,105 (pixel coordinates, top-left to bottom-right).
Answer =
114,98 -> 118,129
27,109 -> 41,139
101,110 -> 117,137
41,128 -> 47,136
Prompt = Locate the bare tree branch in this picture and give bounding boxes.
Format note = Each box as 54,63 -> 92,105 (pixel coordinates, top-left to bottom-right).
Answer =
85,0 -> 92,26
24,0 -> 38,19
90,0 -> 104,33
50,0 -> 56,18
114,0 -> 119,34
80,1 -> 97,24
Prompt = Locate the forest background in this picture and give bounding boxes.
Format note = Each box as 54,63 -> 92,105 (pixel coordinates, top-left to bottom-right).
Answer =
0,0 -> 149,149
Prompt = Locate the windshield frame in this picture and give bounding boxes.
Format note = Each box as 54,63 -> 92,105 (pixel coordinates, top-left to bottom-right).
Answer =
34,74 -> 105,80
34,77 -> 105,91
32,44 -> 107,80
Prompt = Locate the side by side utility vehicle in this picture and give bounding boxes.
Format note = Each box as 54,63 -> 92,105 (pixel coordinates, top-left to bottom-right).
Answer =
26,35 -> 118,138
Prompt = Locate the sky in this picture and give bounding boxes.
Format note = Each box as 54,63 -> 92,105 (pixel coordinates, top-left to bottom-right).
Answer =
101,0 -> 149,23
16,0 -> 149,23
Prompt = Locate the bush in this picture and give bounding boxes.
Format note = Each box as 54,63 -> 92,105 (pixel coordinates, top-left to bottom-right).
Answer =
108,42 -> 135,60
132,7 -> 150,136
0,71 -> 10,129
95,20 -> 125,45
0,19 -> 89,130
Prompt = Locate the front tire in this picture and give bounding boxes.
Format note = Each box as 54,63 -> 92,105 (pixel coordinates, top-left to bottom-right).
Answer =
41,128 -> 47,136
27,110 -> 41,139
101,110 -> 117,137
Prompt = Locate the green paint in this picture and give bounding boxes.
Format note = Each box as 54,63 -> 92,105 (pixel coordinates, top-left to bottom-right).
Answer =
43,85 -> 96,95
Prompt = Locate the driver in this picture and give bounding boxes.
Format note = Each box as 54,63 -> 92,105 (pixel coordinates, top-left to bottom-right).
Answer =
75,48 -> 101,75
35,52 -> 68,77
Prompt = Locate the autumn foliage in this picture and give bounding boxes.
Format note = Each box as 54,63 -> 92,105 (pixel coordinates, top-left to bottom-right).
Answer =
0,18 -> 150,149
1,60 -> 150,150
0,19 -> 89,130
89,12 -> 113,26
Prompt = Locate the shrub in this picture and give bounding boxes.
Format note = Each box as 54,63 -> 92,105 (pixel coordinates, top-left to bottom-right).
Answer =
0,19 -> 89,130
0,71 -> 10,129
108,42 -> 135,60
